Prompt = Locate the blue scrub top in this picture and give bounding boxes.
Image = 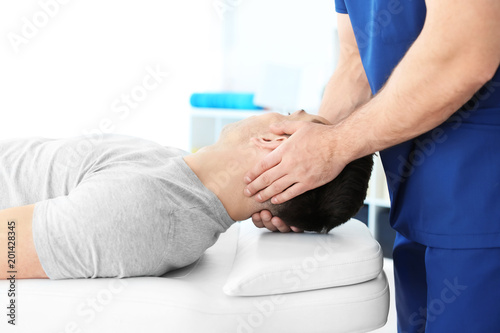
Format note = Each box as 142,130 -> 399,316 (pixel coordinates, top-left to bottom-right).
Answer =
335,0 -> 500,248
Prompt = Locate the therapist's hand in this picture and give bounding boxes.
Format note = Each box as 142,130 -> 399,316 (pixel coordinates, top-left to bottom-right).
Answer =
251,210 -> 303,233
243,120 -> 351,204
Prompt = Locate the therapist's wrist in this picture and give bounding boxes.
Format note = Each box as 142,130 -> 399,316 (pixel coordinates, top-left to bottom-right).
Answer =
327,119 -> 374,167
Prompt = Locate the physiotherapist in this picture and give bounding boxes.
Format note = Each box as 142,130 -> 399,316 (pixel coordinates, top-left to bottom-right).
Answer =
243,0 -> 500,332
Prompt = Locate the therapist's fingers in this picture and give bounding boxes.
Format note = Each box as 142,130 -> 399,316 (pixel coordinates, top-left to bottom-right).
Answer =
260,210 -> 279,232
271,216 -> 292,233
243,121 -> 305,195
290,226 -> 304,233
245,169 -> 289,202
253,175 -> 296,204
252,210 -> 298,233
270,120 -> 305,136
243,149 -> 282,196
271,182 -> 310,205
252,210 -> 273,228
251,211 -> 303,233
251,212 -> 265,228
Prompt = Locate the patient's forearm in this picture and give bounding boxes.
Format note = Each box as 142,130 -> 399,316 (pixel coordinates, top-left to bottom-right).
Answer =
0,205 -> 48,279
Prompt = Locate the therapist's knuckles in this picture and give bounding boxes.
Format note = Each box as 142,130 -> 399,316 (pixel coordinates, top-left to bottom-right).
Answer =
259,171 -> 277,188
260,210 -> 272,222
257,158 -> 275,176
253,221 -> 265,228
251,212 -> 261,221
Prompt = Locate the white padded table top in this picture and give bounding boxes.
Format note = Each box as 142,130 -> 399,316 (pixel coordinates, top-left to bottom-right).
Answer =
224,219 -> 384,296
0,219 -> 389,333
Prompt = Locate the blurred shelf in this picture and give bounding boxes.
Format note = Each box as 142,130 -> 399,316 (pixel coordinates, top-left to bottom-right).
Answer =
190,108 -> 274,119
364,198 -> 391,209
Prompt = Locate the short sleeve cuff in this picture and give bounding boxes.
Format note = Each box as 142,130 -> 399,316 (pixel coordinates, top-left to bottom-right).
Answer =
32,201 -> 62,279
335,0 -> 348,14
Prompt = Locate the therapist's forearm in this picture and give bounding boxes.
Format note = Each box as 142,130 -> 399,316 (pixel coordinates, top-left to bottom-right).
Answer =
318,14 -> 372,125
333,1 -> 500,161
318,56 -> 372,125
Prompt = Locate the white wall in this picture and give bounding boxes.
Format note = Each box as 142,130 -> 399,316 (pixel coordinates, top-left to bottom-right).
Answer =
0,0 -> 224,150
222,0 -> 338,112
0,0 -> 338,149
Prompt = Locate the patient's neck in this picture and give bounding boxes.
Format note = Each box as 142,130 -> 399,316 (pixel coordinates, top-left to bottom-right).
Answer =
183,144 -> 264,221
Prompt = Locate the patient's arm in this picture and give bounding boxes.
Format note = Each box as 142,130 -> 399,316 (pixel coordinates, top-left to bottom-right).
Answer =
0,204 -> 48,279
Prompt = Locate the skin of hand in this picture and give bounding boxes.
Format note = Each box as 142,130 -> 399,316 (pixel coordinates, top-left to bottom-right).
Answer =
246,0 -> 500,232
246,119 -> 353,233
243,120 -> 348,205
250,210 -> 303,233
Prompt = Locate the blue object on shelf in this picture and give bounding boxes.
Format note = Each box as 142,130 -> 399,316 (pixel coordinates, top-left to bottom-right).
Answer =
190,93 -> 264,110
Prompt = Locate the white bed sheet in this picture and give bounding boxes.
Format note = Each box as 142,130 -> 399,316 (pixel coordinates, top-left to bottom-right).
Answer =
0,221 -> 389,333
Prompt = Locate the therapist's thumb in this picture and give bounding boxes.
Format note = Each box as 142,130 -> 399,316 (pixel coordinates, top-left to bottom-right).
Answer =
270,121 -> 306,136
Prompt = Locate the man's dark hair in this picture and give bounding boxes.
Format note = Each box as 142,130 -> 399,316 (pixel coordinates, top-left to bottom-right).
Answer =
271,154 -> 374,233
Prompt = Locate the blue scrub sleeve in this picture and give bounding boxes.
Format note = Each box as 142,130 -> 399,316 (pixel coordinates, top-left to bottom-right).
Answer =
334,0 -> 348,14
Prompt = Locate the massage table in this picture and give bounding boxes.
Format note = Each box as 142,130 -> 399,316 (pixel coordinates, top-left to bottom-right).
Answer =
0,219 -> 389,333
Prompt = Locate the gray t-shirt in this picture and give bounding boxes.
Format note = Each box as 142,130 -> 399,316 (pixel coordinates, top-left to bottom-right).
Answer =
0,134 -> 235,279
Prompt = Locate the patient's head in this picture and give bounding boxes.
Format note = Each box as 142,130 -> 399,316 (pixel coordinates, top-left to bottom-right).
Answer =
220,110 -> 373,232
186,109 -> 373,226
269,154 -> 373,233
222,110 -> 372,230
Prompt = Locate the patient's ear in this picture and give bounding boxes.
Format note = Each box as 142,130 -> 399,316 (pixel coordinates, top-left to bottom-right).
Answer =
250,136 -> 287,151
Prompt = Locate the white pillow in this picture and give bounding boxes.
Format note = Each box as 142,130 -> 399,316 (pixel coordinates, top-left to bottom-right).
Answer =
223,219 -> 383,296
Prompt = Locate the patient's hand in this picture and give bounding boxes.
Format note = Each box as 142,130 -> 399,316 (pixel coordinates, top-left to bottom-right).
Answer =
251,210 -> 303,233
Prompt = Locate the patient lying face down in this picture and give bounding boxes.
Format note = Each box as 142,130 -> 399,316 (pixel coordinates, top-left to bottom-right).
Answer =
0,110 -> 372,280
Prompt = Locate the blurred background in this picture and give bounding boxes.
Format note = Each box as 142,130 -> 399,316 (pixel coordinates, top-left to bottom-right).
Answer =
0,0 -> 337,149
